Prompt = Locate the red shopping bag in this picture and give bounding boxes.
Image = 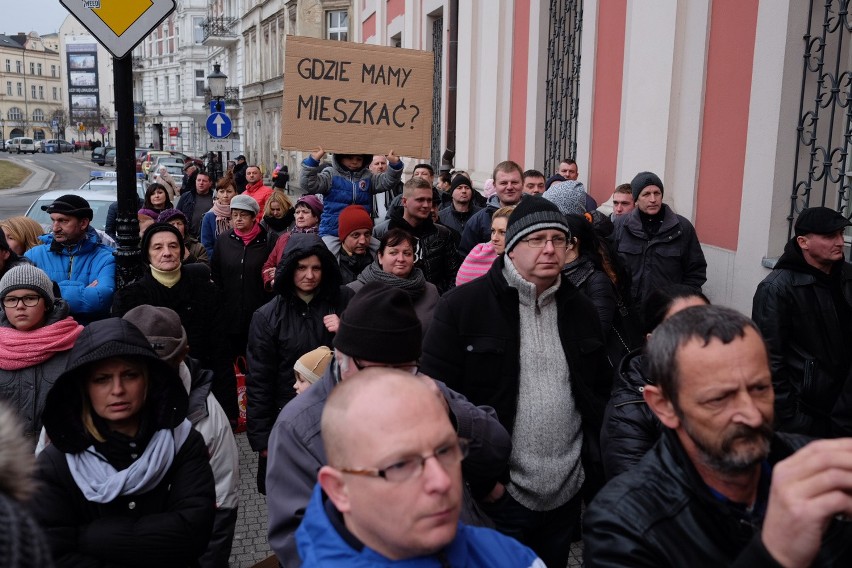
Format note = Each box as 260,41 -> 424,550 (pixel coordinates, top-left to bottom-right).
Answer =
234,356 -> 248,434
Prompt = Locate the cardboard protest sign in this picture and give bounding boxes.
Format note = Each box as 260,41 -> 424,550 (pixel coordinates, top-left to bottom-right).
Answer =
281,36 -> 434,158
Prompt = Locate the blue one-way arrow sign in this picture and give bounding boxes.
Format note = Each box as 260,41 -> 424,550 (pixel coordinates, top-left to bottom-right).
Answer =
206,112 -> 232,139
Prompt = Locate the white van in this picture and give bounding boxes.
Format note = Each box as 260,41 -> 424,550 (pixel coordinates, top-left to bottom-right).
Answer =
10,137 -> 35,154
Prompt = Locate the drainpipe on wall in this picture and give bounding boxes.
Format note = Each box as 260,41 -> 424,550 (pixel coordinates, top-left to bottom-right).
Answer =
442,0 -> 458,173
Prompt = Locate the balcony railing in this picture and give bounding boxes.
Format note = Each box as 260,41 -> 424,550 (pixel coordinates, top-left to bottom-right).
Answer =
133,102 -> 146,115
203,87 -> 240,107
132,56 -> 143,69
202,16 -> 239,46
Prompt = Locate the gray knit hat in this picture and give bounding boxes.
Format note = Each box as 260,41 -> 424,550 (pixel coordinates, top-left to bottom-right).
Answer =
542,180 -> 587,216
504,196 -> 571,253
0,265 -> 55,309
230,194 -> 260,216
121,305 -> 188,370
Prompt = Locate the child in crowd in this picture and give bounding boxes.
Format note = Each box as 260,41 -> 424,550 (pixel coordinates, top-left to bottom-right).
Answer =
293,346 -> 334,395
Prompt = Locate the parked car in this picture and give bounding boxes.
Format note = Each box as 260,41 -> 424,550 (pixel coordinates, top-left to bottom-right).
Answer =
39,139 -> 74,152
91,145 -> 115,166
25,189 -> 120,233
9,137 -> 36,154
79,170 -> 147,200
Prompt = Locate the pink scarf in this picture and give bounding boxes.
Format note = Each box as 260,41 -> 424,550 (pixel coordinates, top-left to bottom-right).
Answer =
235,220 -> 262,246
0,317 -> 84,370
211,201 -> 232,237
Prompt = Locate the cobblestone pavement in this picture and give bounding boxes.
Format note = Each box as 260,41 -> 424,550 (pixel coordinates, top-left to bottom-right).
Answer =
229,432 -> 273,567
226,431 -> 584,567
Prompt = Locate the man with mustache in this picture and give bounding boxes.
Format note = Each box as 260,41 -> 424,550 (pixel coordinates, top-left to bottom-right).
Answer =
584,305 -> 852,566
753,206 -> 852,437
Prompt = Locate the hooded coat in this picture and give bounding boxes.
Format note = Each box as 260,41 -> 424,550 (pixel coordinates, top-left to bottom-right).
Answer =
30,318 -> 215,567
299,153 -> 403,237
0,402 -> 54,567
245,234 -> 353,452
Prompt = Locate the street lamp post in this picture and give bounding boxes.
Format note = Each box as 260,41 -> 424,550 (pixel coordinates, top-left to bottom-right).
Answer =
207,63 -> 227,180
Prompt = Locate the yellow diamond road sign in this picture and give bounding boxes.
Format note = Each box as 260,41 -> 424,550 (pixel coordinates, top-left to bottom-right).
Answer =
60,0 -> 176,59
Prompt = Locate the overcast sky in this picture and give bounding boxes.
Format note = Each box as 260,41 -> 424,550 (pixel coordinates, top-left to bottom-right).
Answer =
4,1 -> 71,36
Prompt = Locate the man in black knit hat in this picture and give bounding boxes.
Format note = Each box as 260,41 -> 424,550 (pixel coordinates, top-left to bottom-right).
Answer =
612,171 -> 707,305
265,281 -> 511,567
422,197 -> 612,568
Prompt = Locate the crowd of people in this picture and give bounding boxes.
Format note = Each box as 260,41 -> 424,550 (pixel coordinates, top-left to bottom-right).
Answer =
1,150 -> 852,567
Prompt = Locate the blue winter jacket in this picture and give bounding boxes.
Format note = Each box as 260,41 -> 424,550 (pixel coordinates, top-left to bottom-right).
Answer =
300,154 -> 403,237
25,227 -> 115,323
296,484 -> 542,567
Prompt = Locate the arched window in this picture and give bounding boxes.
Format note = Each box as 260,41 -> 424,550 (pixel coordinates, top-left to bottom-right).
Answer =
7,107 -> 22,121
32,108 -> 44,122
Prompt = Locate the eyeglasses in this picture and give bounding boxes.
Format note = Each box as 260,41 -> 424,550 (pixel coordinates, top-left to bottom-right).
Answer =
339,439 -> 470,483
521,235 -> 569,248
352,359 -> 420,375
2,294 -> 42,308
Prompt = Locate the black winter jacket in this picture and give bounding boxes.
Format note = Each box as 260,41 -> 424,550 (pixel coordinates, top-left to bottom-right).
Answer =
374,209 -> 460,294
584,432 -> 852,567
245,235 -> 353,452
112,264 -> 224,369
613,205 -> 707,304
421,256 -> 612,488
600,350 -> 663,479
33,318 -> 215,567
211,228 -> 273,337
752,238 -> 852,437
438,204 -> 481,237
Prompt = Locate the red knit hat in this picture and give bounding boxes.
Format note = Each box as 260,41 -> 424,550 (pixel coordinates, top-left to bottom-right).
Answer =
338,205 -> 373,239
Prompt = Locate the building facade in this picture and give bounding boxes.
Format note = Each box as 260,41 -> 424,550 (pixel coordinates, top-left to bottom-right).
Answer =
352,0 -> 852,315
131,0 -> 215,156
0,33 -> 63,142
240,0 -> 352,175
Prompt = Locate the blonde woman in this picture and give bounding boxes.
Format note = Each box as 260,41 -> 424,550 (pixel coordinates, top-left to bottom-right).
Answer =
1,216 -> 44,255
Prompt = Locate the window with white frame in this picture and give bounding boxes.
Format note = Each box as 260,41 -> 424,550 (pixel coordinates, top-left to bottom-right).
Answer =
8,107 -> 22,121
31,85 -> 36,99
327,10 -> 348,41
32,108 -> 44,121
195,69 -> 205,97
52,87 -> 57,100
16,82 -> 21,96
5,82 -> 10,95
51,64 -> 56,76
193,17 -> 204,44
37,63 -> 41,75
38,86 -> 43,99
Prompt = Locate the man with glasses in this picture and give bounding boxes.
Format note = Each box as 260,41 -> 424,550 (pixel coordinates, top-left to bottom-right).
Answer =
266,281 -> 512,566
422,197 -> 612,568
296,367 -> 541,565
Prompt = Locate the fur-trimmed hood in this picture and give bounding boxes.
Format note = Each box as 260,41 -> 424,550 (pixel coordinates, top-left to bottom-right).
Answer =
0,402 -> 36,500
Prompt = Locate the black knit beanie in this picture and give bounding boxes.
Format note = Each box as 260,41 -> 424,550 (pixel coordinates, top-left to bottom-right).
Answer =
630,171 -> 664,201
140,223 -> 185,264
504,196 -> 571,253
333,281 -> 422,364
450,175 -> 472,195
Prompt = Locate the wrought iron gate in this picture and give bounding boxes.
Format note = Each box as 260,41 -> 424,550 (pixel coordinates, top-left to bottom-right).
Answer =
544,0 -> 583,175
431,17 -> 444,171
790,0 -> 852,239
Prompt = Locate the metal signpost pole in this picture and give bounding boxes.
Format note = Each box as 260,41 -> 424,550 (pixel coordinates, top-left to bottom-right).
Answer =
113,55 -> 141,288
60,0 -> 177,289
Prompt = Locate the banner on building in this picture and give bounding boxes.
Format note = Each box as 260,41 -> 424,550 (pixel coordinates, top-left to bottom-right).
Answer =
281,36 -> 434,158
